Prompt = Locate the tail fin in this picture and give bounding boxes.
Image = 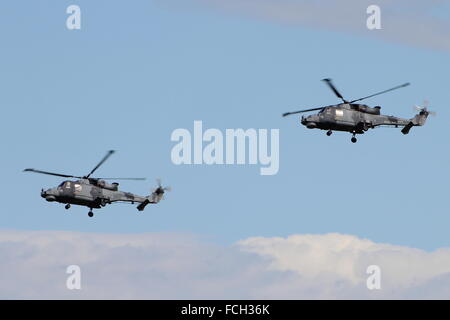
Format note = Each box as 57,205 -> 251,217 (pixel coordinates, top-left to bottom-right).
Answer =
136,192 -> 161,211
137,199 -> 150,211
401,122 -> 414,135
402,109 -> 429,135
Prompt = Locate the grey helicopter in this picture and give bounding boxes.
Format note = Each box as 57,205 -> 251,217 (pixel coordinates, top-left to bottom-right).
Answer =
282,79 -> 433,143
24,150 -> 170,217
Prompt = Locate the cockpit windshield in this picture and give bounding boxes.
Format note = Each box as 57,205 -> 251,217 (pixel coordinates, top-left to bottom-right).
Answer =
58,181 -> 66,188
318,108 -> 326,114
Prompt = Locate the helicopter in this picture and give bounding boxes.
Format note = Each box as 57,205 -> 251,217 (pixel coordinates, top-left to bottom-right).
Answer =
282,79 -> 433,143
23,150 -> 170,217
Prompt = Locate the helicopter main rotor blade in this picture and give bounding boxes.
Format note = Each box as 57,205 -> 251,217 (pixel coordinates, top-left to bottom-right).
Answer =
349,82 -> 410,104
97,177 -> 147,181
23,168 -> 81,179
282,107 -> 323,117
85,150 -> 115,178
322,78 -> 347,103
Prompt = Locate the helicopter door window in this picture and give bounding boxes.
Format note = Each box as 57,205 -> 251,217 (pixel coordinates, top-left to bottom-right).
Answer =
336,109 -> 344,117
65,182 -> 71,189
74,184 -> 82,192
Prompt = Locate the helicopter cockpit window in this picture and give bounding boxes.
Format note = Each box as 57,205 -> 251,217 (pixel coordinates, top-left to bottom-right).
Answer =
58,181 -> 66,188
318,108 -> 325,114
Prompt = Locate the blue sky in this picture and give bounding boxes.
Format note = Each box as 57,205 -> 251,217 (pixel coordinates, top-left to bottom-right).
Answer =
1,0 -> 449,252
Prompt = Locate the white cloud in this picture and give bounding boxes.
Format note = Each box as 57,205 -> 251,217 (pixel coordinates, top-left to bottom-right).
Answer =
239,233 -> 450,295
1,230 -> 450,299
161,0 -> 450,52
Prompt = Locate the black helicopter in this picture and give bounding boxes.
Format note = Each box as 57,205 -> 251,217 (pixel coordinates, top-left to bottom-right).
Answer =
282,79 -> 432,143
24,150 -> 170,217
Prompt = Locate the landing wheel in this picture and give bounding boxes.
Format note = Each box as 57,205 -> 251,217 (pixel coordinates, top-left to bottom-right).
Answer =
351,136 -> 357,143
65,204 -> 71,210
88,211 -> 94,217
326,130 -> 332,136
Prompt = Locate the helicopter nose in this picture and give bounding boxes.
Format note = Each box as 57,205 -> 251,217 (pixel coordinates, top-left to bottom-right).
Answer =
301,116 -> 307,125
301,116 -> 317,129
41,189 -> 56,201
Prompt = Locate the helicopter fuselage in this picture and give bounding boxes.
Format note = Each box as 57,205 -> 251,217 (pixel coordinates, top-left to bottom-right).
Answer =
41,179 -> 149,209
300,103 -> 411,134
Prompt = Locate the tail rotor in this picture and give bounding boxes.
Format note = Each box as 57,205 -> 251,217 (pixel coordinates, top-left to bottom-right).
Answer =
413,100 -> 436,116
402,100 -> 434,135
153,178 -> 171,201
136,178 -> 171,211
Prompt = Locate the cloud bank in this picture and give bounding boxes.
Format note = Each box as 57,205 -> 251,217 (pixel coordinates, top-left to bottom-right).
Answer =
1,230 -> 450,299
164,0 -> 450,52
